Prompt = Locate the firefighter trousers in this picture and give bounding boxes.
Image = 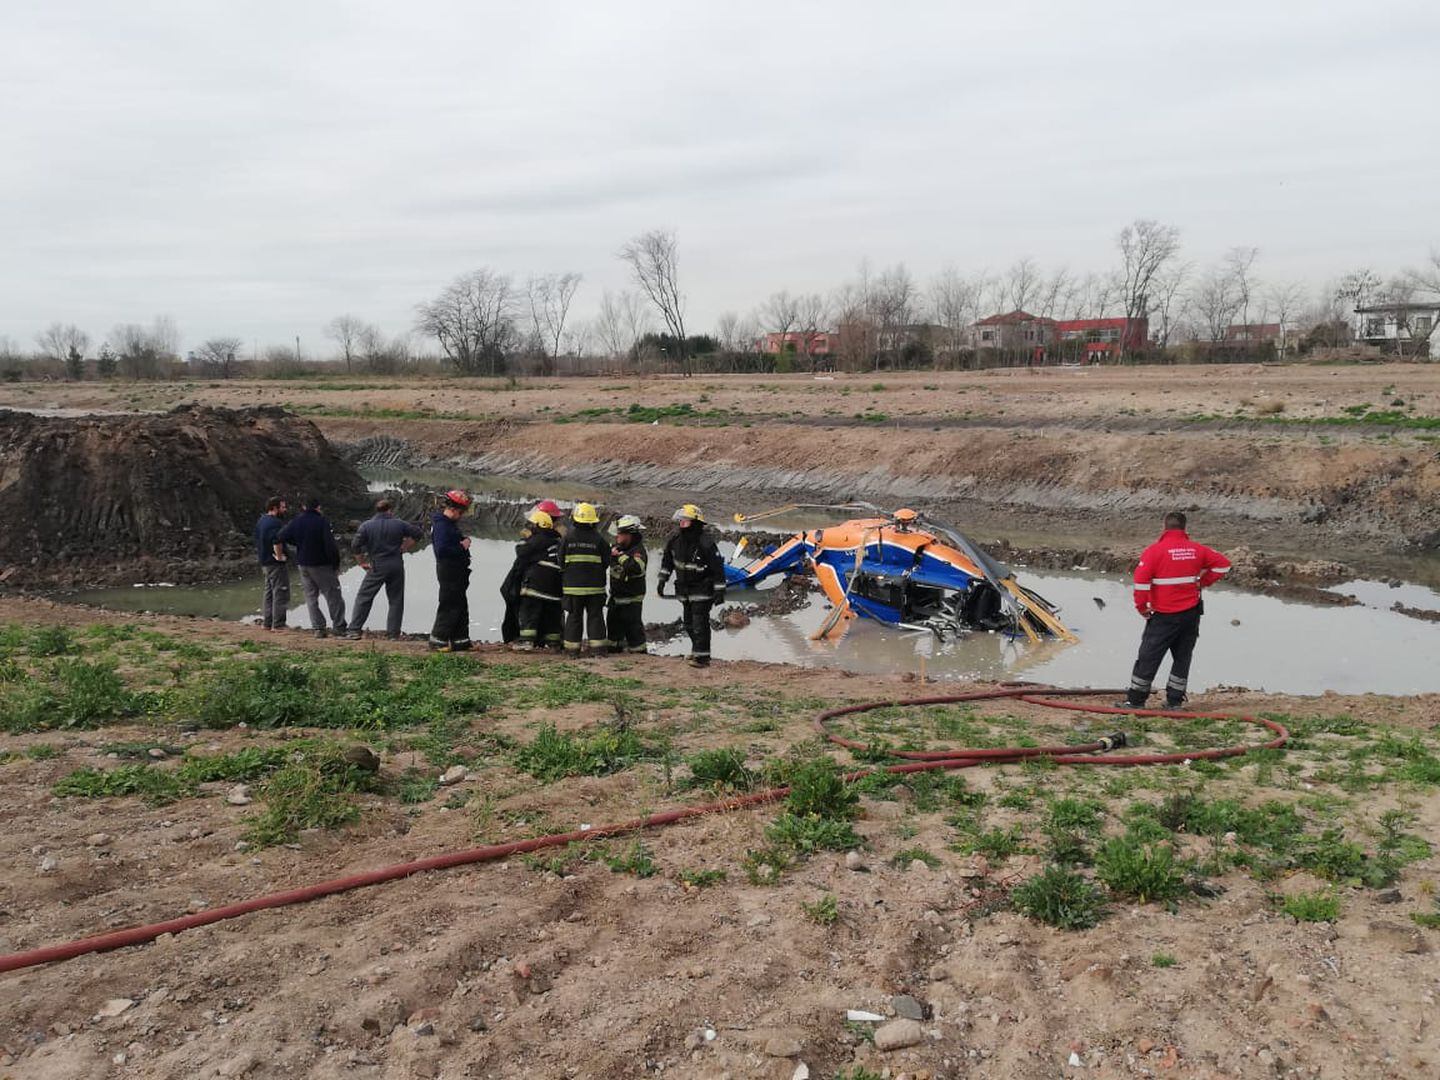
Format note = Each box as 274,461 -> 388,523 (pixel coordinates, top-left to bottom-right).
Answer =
1127,604 -> 1202,705
681,599 -> 713,663
517,594 -> 563,646
563,594 -> 607,650
430,560 -> 471,646
606,601 -> 647,652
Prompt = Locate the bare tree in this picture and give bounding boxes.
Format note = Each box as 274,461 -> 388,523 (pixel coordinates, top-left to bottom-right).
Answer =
872,264 -> 917,369
1035,267 -> 1072,321
594,289 -> 651,369
1187,267 -> 1243,344
1266,281 -> 1308,356
526,272 -> 582,375
1116,219 -> 1181,360
324,315 -> 368,372
1224,246 -> 1261,332
793,293 -> 830,369
760,290 -> 801,358
195,336 -> 244,379
414,269 -> 518,375
36,323 -> 89,365
110,318 -> 179,379
1003,257 -> 1042,312
714,311 -> 743,356
929,267 -> 983,368
1150,263 -> 1191,351
618,228 -> 689,374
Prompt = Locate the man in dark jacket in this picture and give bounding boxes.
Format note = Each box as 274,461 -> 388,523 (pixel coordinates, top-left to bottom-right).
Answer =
275,495 -> 346,638
344,499 -> 423,641
606,514 -> 648,653
658,504 -> 726,667
255,496 -> 290,631
429,489 -> 473,652
511,509 -> 563,649
559,502 -> 610,652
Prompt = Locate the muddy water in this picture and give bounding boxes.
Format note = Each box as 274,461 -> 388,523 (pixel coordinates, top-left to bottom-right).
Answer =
65,529 -> 1440,695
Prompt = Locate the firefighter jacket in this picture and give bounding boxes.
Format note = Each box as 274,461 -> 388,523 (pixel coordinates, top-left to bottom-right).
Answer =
660,527 -> 726,603
515,527 -> 562,601
609,540 -> 648,605
559,524 -> 610,596
1132,529 -> 1231,614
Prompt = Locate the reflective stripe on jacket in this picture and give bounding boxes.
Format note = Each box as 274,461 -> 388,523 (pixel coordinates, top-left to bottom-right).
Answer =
609,541 -> 647,604
660,527 -> 726,601
515,527 -> 562,600
1133,529 -> 1231,614
559,524 -> 610,596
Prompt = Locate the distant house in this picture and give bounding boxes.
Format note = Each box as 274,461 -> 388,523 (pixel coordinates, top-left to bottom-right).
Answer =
1224,323 -> 1282,345
762,330 -> 839,356
971,311 -> 1148,362
1353,302 -> 1439,358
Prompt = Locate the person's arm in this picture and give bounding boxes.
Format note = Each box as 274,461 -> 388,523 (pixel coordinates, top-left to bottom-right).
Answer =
1197,545 -> 1232,589
352,522 -> 371,568
1132,546 -> 1155,616
706,539 -> 727,604
656,540 -> 673,596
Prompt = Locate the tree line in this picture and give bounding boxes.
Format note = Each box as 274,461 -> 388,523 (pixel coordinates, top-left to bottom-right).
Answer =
6,222 -> 1439,381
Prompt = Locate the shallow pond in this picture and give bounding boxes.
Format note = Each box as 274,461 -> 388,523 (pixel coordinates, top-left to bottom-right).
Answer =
64,532 -> 1440,696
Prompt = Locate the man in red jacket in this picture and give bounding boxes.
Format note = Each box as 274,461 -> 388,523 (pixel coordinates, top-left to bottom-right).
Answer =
1117,511 -> 1231,710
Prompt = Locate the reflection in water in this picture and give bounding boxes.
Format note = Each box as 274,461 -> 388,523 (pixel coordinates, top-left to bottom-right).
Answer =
64,538 -> 1440,696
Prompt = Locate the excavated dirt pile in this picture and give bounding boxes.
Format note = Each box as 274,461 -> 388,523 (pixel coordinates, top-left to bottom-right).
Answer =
0,405 -> 369,586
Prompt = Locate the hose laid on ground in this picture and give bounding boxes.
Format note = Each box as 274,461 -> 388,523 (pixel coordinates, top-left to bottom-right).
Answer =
0,686 -> 1287,976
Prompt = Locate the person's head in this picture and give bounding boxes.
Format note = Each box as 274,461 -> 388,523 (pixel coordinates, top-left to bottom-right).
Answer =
302,495 -> 322,512
534,499 -> 563,520
443,489 -> 471,520
1164,511 -> 1187,532
612,514 -> 644,546
375,499 -> 393,516
265,496 -> 286,516
526,508 -> 554,532
672,503 -> 704,530
572,502 -> 600,527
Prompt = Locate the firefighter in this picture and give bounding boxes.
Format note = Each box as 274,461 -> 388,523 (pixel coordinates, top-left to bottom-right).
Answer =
1117,511 -> 1232,710
559,502 -> 609,652
511,509 -> 563,650
657,504 -> 726,667
606,514 -> 648,653
428,489 -> 473,652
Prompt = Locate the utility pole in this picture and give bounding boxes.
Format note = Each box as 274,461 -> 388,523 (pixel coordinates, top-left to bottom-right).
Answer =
295,336 -> 301,365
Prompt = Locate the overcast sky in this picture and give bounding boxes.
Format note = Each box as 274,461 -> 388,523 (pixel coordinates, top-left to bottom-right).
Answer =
3,0 -> 1438,353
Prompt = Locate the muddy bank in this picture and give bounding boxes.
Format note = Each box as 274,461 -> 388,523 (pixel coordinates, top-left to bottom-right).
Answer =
0,406 -> 369,587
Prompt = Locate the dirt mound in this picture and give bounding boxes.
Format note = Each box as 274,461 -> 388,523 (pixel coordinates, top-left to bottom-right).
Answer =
0,405 -> 368,586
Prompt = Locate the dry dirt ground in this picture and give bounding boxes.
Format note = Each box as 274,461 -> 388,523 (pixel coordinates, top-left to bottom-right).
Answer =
3,366 -> 1437,576
2,597 -> 1440,1080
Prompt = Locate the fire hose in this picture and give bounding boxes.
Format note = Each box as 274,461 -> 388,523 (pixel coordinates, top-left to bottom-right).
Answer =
0,687 -> 1287,976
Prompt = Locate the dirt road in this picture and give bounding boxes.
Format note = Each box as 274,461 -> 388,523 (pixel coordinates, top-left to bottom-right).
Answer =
2,597 -> 1439,1078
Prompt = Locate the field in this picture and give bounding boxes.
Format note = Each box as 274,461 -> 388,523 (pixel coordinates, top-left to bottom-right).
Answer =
2,365 -> 1439,1078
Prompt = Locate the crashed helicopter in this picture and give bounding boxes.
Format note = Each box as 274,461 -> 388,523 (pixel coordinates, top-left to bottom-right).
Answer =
723,505 -> 1077,643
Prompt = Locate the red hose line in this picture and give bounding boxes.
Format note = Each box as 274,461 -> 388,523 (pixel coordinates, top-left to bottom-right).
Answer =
0,686 -> 1287,977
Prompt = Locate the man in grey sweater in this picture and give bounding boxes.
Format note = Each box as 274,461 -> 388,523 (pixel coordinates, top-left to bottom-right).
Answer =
344,499 -> 423,640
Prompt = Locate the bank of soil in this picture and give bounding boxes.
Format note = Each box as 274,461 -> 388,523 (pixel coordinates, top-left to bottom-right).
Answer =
3,597 -> 1440,1078
0,406 -> 369,588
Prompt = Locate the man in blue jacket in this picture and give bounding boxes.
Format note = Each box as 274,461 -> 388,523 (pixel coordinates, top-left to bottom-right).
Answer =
254,496 -> 290,631
275,495 -> 347,639
344,499 -> 423,641
429,489 -> 473,651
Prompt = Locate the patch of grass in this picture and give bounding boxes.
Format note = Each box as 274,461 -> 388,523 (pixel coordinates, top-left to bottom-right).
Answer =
1044,828 -> 1093,867
29,626 -> 76,657
512,723 -> 658,782
741,845 -> 791,885
685,747 -> 756,791
242,740 -> 384,847
1045,796 -> 1105,833
605,839 -> 658,878
766,813 -> 861,854
1011,866 -> 1108,930
953,826 -> 1028,861
1278,890 -> 1341,923
177,745 -> 293,783
675,867 -> 726,888
395,770 -> 439,804
1095,835 -> 1187,904
800,893 -> 839,926
1151,952 -> 1178,968
53,764 -> 187,805
891,846 -> 941,869
784,756 -> 859,820
24,743 -> 61,760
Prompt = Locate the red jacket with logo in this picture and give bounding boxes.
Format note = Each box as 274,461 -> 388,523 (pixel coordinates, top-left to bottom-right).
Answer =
1133,529 -> 1231,614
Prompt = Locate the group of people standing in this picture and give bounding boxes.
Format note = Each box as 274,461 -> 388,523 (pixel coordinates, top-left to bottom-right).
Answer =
254,493 -> 728,667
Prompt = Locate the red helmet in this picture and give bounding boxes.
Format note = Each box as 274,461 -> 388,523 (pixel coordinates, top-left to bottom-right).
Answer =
444,489 -> 472,509
534,499 -> 562,517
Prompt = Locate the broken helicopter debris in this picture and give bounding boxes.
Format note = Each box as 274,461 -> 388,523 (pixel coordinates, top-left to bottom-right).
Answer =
723,504 -> 1077,644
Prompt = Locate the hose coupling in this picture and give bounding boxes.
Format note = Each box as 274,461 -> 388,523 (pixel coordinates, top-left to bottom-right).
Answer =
1097,732 -> 1128,752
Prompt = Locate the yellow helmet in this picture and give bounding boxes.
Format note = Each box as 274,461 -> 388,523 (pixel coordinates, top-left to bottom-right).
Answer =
673,503 -> 704,523
572,502 -> 601,525
526,509 -> 554,530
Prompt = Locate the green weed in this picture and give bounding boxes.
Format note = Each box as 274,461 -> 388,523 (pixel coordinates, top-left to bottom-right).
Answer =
243,740 -> 384,847
685,747 -> 756,791
604,840 -> 658,878
512,723 -> 657,782
1278,890 -> 1341,922
891,846 -> 941,869
1095,835 -> 1187,903
676,867 -> 727,888
741,846 -> 791,885
1151,952 -> 1178,968
800,893 -> 839,926
1011,866 -> 1108,930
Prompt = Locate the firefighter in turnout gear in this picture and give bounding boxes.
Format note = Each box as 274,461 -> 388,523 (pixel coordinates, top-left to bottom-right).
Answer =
606,515 -> 648,653
658,504 -> 726,667
428,489 -> 473,651
1117,511 -> 1232,710
559,502 -> 610,651
511,509 -> 564,649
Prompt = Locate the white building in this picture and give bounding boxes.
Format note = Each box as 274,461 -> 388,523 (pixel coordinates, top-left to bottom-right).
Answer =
1353,302 -> 1440,358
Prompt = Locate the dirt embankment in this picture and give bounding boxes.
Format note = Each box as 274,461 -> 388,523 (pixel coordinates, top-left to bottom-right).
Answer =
0,406 -> 369,587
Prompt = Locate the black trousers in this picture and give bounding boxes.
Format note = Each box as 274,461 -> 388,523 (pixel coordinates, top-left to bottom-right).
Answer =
431,560 -> 471,645
518,594 -> 563,645
563,594 -> 607,650
681,599 -> 713,661
1127,605 -> 1202,704
607,601 -> 647,652
350,558 -> 406,636
501,599 -> 520,644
